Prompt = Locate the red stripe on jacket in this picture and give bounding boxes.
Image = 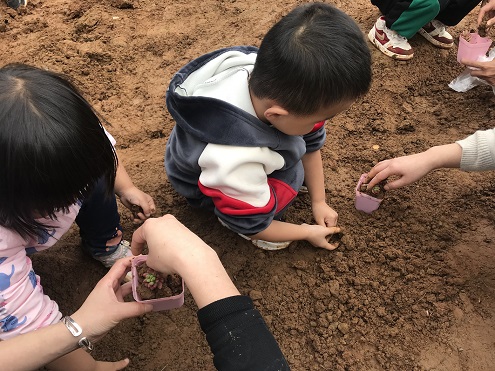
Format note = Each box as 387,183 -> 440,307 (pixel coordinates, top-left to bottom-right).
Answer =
311,120 -> 325,132
198,178 -> 297,216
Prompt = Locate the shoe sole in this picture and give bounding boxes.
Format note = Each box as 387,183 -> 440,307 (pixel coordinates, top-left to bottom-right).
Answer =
218,217 -> 291,251
368,28 -> 414,61
417,28 -> 454,49
250,239 -> 292,251
237,231 -> 292,250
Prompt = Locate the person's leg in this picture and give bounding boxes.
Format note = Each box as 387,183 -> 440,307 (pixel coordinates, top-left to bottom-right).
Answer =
76,178 -> 127,264
416,0 -> 460,48
436,0 -> 482,25
369,0 -> 420,59
385,0 -> 441,39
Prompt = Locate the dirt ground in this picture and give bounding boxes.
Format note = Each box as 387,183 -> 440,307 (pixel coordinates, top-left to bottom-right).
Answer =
2,0 -> 495,370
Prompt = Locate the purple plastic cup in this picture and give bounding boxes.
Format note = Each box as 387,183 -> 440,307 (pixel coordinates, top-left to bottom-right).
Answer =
355,173 -> 383,214
457,33 -> 492,63
132,255 -> 184,311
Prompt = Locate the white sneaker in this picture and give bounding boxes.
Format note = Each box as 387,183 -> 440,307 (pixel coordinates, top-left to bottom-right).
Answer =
237,233 -> 292,251
95,240 -> 132,268
418,20 -> 454,49
368,16 -> 414,60
218,218 -> 292,251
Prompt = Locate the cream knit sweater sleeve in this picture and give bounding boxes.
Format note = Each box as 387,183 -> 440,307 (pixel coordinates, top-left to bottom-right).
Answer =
456,128 -> 495,171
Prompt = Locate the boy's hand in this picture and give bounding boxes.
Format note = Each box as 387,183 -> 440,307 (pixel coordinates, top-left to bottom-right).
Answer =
312,201 -> 338,227
117,186 -> 156,222
303,224 -> 341,250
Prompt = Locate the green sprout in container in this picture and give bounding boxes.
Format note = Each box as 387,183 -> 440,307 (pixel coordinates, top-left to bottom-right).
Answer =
142,270 -> 164,290
370,185 -> 382,195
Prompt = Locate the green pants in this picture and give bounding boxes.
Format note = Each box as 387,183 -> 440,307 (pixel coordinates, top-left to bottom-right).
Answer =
371,0 -> 481,38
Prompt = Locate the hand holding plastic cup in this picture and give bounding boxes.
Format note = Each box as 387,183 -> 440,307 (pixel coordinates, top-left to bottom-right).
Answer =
355,173 -> 383,214
132,255 -> 185,311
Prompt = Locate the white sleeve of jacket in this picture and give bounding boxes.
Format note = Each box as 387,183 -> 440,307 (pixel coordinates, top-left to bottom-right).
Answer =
456,128 -> 495,171
198,144 -> 285,207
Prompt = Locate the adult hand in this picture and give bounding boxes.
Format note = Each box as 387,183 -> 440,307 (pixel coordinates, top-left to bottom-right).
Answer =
71,257 -> 153,342
366,152 -> 434,190
131,215 -> 240,309
478,0 -> 495,28
461,58 -> 495,86
131,215 -> 214,275
367,144 -> 462,190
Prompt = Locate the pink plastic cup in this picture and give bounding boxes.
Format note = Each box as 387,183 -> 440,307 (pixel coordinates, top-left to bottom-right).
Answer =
457,33 -> 492,63
355,173 -> 383,214
132,255 -> 185,311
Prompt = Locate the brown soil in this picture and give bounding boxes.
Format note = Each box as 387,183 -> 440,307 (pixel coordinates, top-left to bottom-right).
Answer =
360,180 -> 387,199
2,1 -> 495,370
136,263 -> 182,300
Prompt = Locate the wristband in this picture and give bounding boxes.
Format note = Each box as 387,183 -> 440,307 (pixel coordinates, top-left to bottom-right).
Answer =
61,316 -> 94,353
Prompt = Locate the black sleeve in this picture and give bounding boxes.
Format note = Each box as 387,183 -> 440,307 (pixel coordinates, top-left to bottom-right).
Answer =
197,295 -> 290,371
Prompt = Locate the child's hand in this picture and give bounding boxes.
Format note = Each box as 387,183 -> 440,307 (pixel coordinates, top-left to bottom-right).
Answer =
94,359 -> 130,371
312,201 -> 338,227
303,223 -> 341,250
366,152 -> 434,190
117,186 -> 156,222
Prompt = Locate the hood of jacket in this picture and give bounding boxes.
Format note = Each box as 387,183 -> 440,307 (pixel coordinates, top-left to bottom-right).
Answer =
166,46 -> 304,152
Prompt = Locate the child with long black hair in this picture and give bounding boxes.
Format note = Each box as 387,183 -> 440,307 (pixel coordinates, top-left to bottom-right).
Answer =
0,63 -> 155,370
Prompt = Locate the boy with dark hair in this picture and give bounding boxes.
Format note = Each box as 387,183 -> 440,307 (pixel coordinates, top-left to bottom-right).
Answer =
165,3 -> 371,251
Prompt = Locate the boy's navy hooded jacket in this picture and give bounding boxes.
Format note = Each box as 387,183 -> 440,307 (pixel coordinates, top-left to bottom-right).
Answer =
165,46 -> 326,236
